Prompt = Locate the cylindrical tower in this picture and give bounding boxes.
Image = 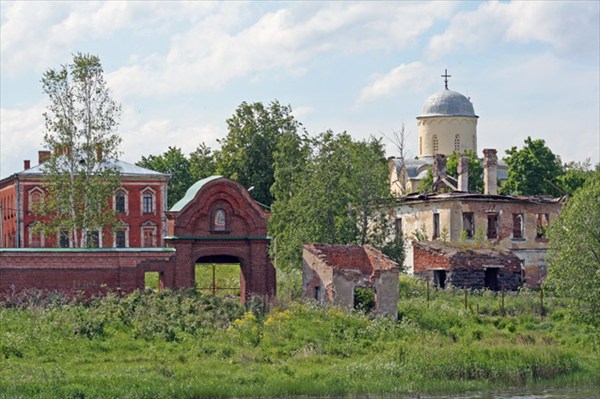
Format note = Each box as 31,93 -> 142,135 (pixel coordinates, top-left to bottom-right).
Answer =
417,88 -> 478,158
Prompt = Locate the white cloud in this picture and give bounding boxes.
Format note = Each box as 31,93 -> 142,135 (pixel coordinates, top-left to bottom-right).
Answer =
356,62 -> 428,105
427,1 -> 599,59
0,104 -> 46,175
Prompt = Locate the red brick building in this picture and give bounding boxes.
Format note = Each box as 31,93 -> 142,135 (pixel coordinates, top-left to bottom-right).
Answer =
0,150 -> 169,248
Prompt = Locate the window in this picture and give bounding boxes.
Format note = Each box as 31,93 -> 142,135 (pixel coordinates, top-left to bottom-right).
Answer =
87,230 -> 100,248
432,135 -> 439,154
115,192 -> 126,214
115,230 -> 126,248
59,230 -> 70,248
142,222 -> 157,247
28,225 -> 43,248
454,134 -> 460,151
433,213 -> 440,239
29,188 -> 43,212
213,209 -> 226,231
512,213 -> 524,239
143,193 -> 153,214
536,214 -> 549,238
462,212 -> 474,239
433,270 -> 446,289
487,214 -> 498,240
313,286 -> 320,301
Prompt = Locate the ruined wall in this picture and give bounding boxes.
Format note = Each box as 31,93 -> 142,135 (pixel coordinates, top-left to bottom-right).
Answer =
413,243 -> 522,290
0,249 -> 175,296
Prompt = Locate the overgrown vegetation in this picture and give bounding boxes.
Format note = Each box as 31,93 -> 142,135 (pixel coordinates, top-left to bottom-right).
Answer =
1,279 -> 598,399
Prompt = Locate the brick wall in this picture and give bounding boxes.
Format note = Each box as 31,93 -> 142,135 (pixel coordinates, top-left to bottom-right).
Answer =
0,249 -> 175,296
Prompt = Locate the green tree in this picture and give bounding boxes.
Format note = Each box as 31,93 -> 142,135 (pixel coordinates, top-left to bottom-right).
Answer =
557,159 -> 598,196
34,53 -> 122,247
500,137 -> 563,196
446,150 -> 483,193
189,143 -> 216,182
545,170 -> 600,326
137,147 -> 194,208
269,131 -> 403,270
215,101 -> 302,207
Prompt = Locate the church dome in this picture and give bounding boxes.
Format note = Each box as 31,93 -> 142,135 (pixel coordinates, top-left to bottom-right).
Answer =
419,89 -> 476,117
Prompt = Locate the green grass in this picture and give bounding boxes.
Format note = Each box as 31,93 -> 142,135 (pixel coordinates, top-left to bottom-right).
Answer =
0,277 -> 598,399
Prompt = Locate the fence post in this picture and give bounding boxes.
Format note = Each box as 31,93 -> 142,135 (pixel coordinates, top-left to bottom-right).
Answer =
540,288 -> 545,320
426,277 -> 430,308
501,282 -> 505,316
464,279 -> 468,311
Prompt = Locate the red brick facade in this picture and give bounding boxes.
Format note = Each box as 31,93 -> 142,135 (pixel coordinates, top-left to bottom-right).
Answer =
0,153 -> 168,248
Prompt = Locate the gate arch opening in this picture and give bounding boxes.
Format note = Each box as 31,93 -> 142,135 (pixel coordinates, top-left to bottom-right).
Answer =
195,255 -> 242,298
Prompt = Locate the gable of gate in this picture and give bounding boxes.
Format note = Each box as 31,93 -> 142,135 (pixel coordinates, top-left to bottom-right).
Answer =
166,176 -> 268,237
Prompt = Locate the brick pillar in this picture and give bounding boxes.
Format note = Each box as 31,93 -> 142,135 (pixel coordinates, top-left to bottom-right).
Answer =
457,154 -> 469,192
483,149 -> 498,195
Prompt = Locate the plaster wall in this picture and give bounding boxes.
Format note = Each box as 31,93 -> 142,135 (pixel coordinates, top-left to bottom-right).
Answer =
418,116 -> 477,157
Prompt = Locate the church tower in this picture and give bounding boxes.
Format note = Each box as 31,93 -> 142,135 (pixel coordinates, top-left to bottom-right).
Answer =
417,70 -> 478,158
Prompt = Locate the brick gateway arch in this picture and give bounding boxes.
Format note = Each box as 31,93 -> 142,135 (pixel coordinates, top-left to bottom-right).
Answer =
164,176 -> 276,303
1,176 -> 275,303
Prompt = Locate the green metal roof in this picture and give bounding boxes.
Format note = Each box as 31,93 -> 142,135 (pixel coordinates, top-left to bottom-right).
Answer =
169,175 -> 223,212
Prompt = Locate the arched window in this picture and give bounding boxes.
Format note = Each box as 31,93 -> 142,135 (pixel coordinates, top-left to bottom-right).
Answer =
28,187 -> 44,212
454,134 -> 460,151
140,187 -> 156,215
214,209 -> 226,231
432,135 -> 439,154
115,192 -> 126,214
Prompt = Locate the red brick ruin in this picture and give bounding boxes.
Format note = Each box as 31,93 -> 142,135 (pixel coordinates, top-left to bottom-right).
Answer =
0,176 -> 276,303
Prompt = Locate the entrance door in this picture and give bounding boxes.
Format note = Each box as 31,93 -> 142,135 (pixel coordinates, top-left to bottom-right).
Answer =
484,268 -> 499,291
195,255 -> 242,298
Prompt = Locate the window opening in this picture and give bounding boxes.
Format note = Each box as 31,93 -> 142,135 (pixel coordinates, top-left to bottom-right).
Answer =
463,212 -> 474,239
87,230 -> 99,248
115,192 -> 126,214
454,134 -> 460,151
395,218 -> 403,242
313,286 -> 321,301
144,272 -> 163,290
433,213 -> 440,239
354,287 -> 376,313
487,214 -> 498,239
116,230 -> 126,248
59,229 -> 70,248
142,193 -> 153,214
512,213 -> 524,239
536,213 -> 549,238
432,135 -> 439,154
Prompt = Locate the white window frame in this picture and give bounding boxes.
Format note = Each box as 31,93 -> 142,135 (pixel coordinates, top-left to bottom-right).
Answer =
141,220 -> 157,247
140,187 -> 156,215
113,188 -> 129,215
113,224 -> 130,248
28,186 -> 44,212
27,223 -> 45,248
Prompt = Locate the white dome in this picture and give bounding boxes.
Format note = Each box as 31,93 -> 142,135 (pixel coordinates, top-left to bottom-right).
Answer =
420,89 -> 476,117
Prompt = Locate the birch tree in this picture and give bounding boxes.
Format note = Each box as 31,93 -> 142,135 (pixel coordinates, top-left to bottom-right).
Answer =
34,53 -> 122,247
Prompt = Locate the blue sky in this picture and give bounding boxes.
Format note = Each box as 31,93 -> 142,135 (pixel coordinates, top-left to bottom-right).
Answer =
1,1 -> 599,177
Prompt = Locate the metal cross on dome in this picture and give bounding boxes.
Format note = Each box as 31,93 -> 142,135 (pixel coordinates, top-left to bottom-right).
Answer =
441,69 -> 451,89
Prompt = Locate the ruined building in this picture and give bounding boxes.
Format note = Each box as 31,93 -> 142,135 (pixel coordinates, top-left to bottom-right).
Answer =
302,244 -> 400,318
396,150 -> 562,288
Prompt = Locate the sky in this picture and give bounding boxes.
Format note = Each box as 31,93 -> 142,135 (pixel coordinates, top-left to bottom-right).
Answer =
1,1 -> 599,177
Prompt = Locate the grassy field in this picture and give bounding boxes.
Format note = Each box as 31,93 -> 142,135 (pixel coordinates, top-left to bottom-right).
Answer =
0,276 -> 598,399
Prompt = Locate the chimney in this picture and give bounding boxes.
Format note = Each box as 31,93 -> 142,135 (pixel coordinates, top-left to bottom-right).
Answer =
483,148 -> 498,195
38,150 -> 51,164
457,155 -> 469,192
23,160 -> 31,170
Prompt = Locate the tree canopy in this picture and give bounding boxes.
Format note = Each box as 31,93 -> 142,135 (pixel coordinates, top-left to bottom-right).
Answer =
545,170 -> 600,326
500,137 -> 563,196
269,131 -> 403,271
34,53 -> 122,247
214,101 -> 302,207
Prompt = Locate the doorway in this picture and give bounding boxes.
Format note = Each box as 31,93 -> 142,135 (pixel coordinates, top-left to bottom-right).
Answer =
484,268 -> 499,291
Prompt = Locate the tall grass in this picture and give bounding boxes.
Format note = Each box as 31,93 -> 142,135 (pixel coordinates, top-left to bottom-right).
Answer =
0,278 -> 598,399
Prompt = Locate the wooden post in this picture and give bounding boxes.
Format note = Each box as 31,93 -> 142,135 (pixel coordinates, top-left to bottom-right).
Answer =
501,282 -> 505,316
211,264 -> 216,296
540,288 -> 545,320
464,279 -> 468,311
426,277 -> 430,308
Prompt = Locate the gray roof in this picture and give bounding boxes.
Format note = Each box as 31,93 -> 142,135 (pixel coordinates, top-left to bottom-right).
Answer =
18,159 -> 169,178
419,89 -> 477,117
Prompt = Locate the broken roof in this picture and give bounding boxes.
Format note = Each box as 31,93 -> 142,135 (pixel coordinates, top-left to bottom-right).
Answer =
303,243 -> 399,275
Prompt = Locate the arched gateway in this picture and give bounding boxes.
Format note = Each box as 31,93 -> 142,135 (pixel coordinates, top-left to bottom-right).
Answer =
164,176 -> 275,303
